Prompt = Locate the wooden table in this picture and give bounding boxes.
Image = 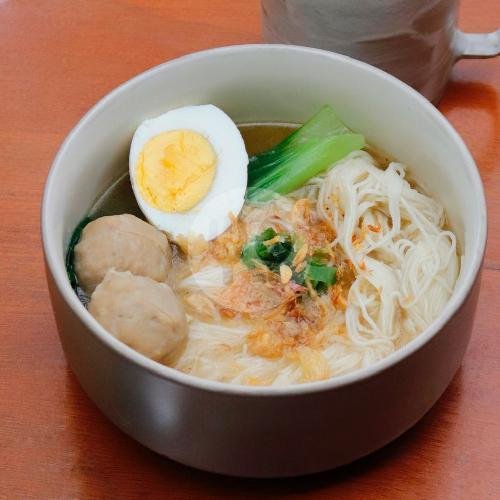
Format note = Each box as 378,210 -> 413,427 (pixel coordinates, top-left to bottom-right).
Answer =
1,1 -> 498,498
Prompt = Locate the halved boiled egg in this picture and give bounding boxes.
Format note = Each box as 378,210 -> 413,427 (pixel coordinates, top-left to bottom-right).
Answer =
129,104 -> 248,241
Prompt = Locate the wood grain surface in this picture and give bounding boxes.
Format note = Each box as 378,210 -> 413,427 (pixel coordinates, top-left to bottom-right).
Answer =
0,1 -> 499,498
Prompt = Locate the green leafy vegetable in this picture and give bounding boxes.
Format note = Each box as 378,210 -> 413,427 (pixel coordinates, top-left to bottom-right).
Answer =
259,227 -> 277,241
241,227 -> 293,271
241,227 -> 277,268
305,262 -> 336,283
293,260 -> 337,295
247,105 -> 350,183
305,262 -> 337,293
241,228 -> 337,295
66,217 -> 93,289
241,240 -> 260,268
257,238 -> 293,268
246,105 -> 365,202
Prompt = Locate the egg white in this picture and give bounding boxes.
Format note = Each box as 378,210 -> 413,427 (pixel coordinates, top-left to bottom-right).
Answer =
129,104 -> 248,241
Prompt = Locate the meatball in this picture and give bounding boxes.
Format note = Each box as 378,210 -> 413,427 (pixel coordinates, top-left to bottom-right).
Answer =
89,270 -> 188,361
74,214 -> 172,293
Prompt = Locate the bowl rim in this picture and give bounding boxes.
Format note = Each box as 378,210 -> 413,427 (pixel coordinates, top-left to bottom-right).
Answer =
41,43 -> 487,397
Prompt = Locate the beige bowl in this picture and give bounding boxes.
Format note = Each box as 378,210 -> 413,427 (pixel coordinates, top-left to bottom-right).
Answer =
42,45 -> 486,477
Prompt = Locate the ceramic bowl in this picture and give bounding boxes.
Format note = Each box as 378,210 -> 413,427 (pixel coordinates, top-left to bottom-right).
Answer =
42,45 -> 486,477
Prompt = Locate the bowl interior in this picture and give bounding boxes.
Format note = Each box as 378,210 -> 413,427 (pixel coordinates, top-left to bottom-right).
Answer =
43,45 -> 485,389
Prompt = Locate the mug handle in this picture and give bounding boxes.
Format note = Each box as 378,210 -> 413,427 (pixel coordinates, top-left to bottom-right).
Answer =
453,28 -> 500,59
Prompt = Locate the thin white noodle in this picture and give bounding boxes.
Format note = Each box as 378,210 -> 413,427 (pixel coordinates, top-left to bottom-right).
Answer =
172,151 -> 459,385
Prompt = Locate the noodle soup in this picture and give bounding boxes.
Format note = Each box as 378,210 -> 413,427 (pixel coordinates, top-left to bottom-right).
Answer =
68,110 -> 459,386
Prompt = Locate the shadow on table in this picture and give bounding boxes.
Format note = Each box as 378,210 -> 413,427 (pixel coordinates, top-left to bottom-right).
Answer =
64,366 -> 463,498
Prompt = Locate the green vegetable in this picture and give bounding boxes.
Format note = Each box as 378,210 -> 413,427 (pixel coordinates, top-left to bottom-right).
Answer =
241,227 -> 276,267
246,105 -> 365,202
248,105 -> 350,183
65,217 -> 93,289
259,227 -> 277,241
241,240 -> 260,268
306,261 -> 336,285
241,228 -> 337,295
257,237 -> 293,266
294,260 -> 337,295
241,227 -> 293,271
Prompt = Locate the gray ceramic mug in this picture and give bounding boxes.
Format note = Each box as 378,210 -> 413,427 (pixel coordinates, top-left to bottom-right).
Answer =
262,0 -> 500,103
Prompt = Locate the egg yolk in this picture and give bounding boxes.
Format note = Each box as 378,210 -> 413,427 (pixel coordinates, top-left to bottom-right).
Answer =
136,130 -> 217,212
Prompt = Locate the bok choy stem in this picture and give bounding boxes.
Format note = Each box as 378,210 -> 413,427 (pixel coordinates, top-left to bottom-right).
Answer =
246,105 -> 365,202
